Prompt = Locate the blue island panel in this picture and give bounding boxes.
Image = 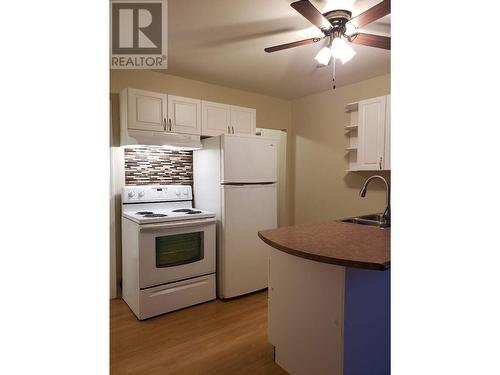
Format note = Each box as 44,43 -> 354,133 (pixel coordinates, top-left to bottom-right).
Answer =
343,267 -> 390,375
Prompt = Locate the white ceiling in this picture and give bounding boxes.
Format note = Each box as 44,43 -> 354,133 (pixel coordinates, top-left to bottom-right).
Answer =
165,0 -> 390,99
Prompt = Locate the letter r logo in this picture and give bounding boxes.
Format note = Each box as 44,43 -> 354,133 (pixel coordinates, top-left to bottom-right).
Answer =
112,2 -> 162,54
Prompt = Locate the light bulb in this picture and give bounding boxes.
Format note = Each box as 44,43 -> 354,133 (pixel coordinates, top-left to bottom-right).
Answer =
344,22 -> 357,37
331,37 -> 356,64
314,46 -> 332,66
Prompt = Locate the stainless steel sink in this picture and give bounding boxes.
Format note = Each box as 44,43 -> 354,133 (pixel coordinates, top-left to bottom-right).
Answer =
340,213 -> 390,228
358,213 -> 386,222
343,176 -> 391,229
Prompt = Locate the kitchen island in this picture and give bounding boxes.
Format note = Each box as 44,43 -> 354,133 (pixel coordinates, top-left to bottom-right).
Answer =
258,221 -> 390,375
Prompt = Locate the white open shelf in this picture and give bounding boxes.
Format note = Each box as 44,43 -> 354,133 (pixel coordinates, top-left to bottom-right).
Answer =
344,102 -> 359,113
345,101 -> 359,172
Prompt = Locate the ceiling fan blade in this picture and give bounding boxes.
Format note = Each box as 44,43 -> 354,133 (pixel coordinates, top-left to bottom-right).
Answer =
264,37 -> 322,53
290,0 -> 332,31
350,0 -> 390,28
350,33 -> 390,50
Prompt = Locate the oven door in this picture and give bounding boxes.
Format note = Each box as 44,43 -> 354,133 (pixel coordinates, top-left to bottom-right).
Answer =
138,218 -> 216,289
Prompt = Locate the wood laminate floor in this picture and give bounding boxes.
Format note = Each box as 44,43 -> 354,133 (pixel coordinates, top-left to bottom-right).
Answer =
110,291 -> 287,375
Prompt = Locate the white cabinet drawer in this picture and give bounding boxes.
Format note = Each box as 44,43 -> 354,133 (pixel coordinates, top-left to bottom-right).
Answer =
138,274 -> 216,320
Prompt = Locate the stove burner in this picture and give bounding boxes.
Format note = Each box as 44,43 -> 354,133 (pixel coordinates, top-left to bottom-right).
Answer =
172,209 -> 194,213
136,211 -> 154,215
143,213 -> 168,218
186,210 -> 202,214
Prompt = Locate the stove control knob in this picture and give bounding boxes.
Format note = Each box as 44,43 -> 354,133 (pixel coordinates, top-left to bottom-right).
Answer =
138,191 -> 145,198
175,189 -> 181,196
128,191 -> 136,198
183,188 -> 189,195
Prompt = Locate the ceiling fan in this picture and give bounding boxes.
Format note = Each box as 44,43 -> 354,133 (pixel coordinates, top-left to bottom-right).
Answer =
264,0 -> 390,67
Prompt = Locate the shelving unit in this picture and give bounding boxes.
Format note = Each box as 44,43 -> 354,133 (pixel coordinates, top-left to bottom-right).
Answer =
345,102 -> 359,172
344,102 -> 359,113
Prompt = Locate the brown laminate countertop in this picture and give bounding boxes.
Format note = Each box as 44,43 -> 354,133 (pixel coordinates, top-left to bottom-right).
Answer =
258,221 -> 390,271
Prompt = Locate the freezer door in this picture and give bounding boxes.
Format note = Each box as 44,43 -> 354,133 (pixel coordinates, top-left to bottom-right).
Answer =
220,184 -> 278,298
222,135 -> 277,183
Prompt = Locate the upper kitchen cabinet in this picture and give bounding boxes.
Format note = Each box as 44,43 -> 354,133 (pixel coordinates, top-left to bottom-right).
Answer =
357,96 -> 386,170
122,88 -> 167,132
201,101 -> 231,136
201,101 -> 256,136
167,95 -> 202,135
121,88 -> 256,137
230,105 -> 256,135
345,95 -> 390,171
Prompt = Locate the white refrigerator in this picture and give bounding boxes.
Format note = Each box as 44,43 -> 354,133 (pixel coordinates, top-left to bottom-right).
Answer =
193,134 -> 278,298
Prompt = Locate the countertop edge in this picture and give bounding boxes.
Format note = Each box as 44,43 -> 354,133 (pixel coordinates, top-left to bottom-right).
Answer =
258,231 -> 390,271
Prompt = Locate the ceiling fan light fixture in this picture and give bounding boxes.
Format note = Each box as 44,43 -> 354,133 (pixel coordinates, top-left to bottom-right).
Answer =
331,37 -> 356,64
344,22 -> 357,37
314,46 -> 332,66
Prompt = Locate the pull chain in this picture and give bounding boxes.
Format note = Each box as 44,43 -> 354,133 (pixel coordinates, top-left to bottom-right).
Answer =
332,55 -> 336,90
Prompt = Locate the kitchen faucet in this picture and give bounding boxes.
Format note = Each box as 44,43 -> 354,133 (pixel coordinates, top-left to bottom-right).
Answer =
359,175 -> 390,222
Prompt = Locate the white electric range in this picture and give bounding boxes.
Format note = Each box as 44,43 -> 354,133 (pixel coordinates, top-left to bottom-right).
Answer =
121,184 -> 216,320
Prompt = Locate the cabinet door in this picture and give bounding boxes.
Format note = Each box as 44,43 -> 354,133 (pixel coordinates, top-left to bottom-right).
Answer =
383,95 -> 391,170
201,101 -> 231,136
167,95 -> 201,135
230,105 -> 256,135
357,96 -> 386,170
126,88 -> 167,132
268,248 -> 344,375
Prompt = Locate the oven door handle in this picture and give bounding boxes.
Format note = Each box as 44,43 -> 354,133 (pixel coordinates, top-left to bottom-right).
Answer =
139,218 -> 216,231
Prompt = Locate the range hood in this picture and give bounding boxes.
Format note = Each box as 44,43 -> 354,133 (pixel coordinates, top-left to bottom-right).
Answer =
121,129 -> 202,150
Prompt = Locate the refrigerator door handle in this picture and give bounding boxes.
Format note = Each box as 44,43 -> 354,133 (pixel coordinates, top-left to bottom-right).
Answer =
221,182 -> 276,186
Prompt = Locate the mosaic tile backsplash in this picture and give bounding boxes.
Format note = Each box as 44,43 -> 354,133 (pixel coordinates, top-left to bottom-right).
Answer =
124,147 -> 193,185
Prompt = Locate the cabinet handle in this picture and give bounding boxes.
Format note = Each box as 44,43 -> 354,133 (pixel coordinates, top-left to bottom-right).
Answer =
379,157 -> 383,170
168,119 -> 172,132
227,125 -> 230,134
163,118 -> 166,131
231,125 -> 235,134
